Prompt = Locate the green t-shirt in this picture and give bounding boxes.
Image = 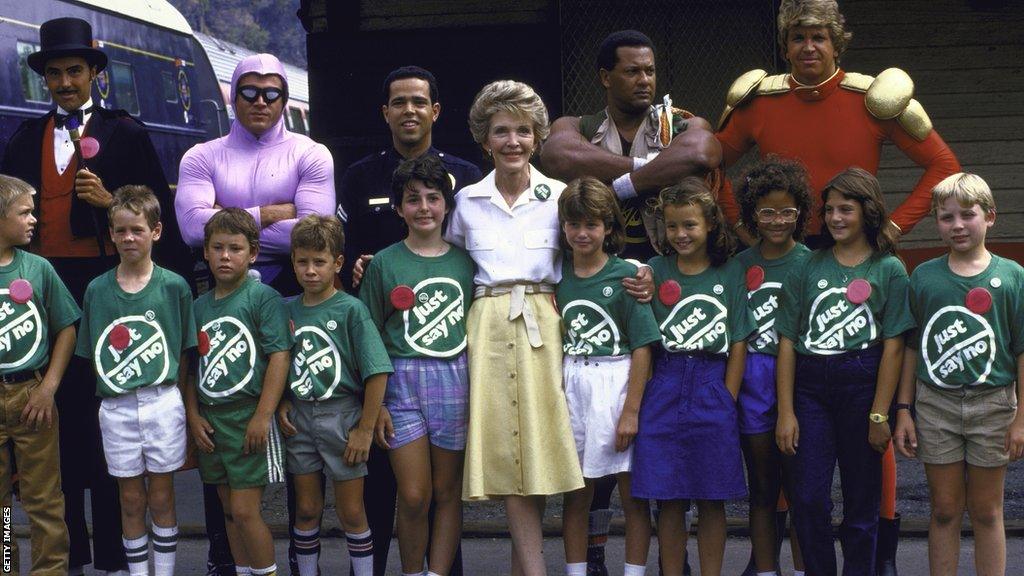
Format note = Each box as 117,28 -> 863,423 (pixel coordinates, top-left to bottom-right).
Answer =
556,256 -> 660,357
909,254 -> 1024,389
733,243 -> 812,356
648,255 -> 755,355
193,278 -> 291,405
75,266 -> 196,397
775,250 -> 915,356
359,241 -> 475,359
287,291 -> 394,401
0,249 -> 80,373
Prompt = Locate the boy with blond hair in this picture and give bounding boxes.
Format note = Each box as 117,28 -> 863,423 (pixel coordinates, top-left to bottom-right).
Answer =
76,185 -> 196,576
894,173 -> 1024,576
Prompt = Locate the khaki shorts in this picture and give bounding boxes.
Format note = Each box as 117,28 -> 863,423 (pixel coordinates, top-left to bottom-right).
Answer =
915,381 -> 1018,467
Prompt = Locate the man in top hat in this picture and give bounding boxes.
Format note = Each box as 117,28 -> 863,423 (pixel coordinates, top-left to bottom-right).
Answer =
1,17 -> 189,576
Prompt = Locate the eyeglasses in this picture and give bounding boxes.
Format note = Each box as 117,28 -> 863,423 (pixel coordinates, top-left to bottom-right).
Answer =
755,207 -> 800,223
237,85 -> 284,105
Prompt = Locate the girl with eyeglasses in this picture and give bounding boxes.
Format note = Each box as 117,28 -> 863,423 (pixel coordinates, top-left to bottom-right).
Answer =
732,157 -> 813,576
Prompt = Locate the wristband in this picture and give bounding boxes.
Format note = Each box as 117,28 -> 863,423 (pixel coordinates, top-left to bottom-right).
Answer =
632,157 -> 650,171
895,403 -> 913,412
612,173 -> 638,200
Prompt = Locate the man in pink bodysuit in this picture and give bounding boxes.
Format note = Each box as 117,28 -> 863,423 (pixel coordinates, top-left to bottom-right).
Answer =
176,54 -> 336,295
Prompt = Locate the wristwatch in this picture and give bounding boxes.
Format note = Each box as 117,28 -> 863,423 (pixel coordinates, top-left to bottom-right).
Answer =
869,412 -> 889,424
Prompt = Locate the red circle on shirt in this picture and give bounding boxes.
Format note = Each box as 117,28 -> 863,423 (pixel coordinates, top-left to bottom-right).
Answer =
197,331 -> 211,356
81,136 -> 100,160
390,285 -> 415,310
846,279 -> 872,305
746,266 -> 765,291
965,287 -> 993,315
109,324 -> 131,351
8,279 -> 32,304
658,280 -> 682,306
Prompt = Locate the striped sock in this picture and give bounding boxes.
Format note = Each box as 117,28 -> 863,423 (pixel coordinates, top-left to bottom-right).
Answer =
346,529 -> 374,576
292,526 -> 321,576
151,524 -> 177,576
122,533 -> 149,576
624,563 -> 646,576
252,565 -> 277,576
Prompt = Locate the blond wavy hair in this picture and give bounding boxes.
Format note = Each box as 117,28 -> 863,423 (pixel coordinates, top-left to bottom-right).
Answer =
931,173 -> 995,215
777,0 -> 852,59
468,80 -> 550,147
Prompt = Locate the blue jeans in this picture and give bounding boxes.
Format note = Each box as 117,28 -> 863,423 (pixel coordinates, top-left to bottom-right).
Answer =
789,347 -> 882,576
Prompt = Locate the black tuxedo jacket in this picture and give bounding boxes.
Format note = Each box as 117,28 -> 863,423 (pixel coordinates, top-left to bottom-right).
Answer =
0,107 -> 191,278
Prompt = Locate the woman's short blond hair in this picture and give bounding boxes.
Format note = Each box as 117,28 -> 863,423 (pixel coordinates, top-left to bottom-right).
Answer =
931,173 -> 995,214
777,0 -> 852,58
468,80 -> 550,146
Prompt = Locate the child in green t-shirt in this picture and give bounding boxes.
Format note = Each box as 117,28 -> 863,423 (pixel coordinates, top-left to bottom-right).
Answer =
185,208 -> 292,576
894,173 -> 1024,575
76,186 -> 196,576
555,177 -> 659,576
0,175 -> 80,574
774,168 -> 914,576
357,155 -> 472,576
276,215 -> 392,576
632,177 -> 754,576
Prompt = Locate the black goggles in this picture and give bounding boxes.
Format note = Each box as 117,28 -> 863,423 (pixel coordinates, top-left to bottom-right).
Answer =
237,85 -> 284,105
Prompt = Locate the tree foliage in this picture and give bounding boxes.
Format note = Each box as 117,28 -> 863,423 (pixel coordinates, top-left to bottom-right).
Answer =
168,0 -> 307,67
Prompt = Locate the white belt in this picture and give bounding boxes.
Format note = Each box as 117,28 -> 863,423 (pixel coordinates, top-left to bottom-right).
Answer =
474,283 -> 555,348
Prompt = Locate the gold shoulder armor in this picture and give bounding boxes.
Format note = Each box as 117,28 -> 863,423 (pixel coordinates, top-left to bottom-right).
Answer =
865,68 -> 914,120
717,69 -> 766,129
718,70 -> 786,129
897,99 -> 933,141
839,71 -> 873,93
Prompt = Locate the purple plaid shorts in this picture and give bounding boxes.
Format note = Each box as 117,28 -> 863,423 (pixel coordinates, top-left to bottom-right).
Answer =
385,353 -> 469,450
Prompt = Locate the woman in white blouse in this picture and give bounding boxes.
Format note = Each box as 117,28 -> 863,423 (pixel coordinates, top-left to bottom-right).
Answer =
446,80 -> 584,575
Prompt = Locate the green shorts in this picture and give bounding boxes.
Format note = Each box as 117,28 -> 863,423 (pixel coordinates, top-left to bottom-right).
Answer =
197,398 -> 286,489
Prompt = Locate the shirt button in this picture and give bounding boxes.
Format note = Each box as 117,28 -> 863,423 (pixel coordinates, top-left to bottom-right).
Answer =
812,90 -> 820,96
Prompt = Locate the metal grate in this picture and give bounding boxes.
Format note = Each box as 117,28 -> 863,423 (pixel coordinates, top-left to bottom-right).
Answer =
558,0 -> 779,122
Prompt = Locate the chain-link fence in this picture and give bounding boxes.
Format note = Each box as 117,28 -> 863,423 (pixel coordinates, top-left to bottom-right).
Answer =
559,0 -> 779,122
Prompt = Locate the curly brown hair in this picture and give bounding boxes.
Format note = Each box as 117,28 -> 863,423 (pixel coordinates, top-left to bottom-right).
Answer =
558,177 -> 626,254
736,157 -> 813,241
656,176 -> 735,266
819,167 -> 898,255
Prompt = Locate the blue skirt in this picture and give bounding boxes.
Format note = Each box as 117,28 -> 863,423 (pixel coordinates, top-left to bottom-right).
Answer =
631,351 -> 747,500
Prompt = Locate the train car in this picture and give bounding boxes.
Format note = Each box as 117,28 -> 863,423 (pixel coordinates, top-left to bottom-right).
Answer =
0,0 -> 228,187
195,31 -> 311,136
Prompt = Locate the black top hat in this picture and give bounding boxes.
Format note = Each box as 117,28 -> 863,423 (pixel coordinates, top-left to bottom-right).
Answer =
27,17 -> 108,75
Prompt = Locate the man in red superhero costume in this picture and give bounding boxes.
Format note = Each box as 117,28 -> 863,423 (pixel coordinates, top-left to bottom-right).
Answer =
715,2 -> 960,576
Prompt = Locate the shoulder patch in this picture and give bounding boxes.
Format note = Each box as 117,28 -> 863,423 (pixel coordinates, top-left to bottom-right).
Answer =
864,68 -> 914,120
897,99 -> 933,141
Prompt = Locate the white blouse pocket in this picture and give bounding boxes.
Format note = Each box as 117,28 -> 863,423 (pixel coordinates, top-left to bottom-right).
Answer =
524,228 -> 560,250
466,229 -> 498,251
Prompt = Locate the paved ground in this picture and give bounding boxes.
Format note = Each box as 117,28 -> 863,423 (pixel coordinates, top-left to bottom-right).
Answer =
9,534 -> 1023,575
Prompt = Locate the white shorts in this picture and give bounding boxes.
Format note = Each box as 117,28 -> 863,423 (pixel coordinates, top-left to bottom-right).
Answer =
563,354 -> 633,479
99,383 -> 186,477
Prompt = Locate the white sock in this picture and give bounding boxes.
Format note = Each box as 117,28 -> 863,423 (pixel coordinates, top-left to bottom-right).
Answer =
427,572 -> 443,576
105,571 -> 131,576
756,572 -> 778,576
624,563 -> 647,576
151,523 -> 177,576
566,562 -> 587,576
794,572 -> 806,576
292,526 -> 321,576
123,533 -> 149,576
252,564 -> 277,575
236,567 -> 252,576
402,572 -> 424,576
346,529 -> 374,576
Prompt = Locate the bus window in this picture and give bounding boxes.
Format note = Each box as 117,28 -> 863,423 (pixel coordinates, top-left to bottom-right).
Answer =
110,61 -> 140,115
289,107 -> 306,135
162,71 -> 178,103
17,42 -> 50,103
